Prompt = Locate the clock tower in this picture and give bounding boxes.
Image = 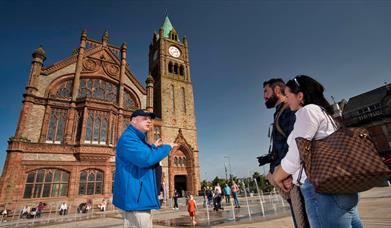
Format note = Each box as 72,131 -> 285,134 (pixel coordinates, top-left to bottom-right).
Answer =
149,16 -> 200,197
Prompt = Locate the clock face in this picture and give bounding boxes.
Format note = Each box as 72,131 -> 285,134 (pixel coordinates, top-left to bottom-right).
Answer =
168,46 -> 181,58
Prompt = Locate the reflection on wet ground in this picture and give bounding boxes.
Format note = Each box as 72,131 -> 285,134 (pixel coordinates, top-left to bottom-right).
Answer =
155,198 -> 290,227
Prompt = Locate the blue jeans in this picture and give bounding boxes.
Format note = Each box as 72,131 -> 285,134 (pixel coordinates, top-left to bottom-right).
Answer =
233,192 -> 240,207
300,179 -> 363,228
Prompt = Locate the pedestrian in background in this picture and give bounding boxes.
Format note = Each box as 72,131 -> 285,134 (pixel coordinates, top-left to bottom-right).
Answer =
187,195 -> 197,225
231,181 -> 240,208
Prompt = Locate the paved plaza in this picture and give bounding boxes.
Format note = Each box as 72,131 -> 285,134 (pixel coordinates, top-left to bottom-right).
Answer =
1,186 -> 388,228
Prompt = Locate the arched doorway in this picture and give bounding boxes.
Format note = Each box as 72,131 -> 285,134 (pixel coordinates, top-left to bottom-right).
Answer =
174,175 -> 187,197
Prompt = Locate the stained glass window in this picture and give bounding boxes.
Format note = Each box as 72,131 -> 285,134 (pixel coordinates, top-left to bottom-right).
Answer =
55,80 -> 73,97
78,78 -> 117,103
124,92 -> 136,110
85,111 -> 109,145
79,169 -> 104,195
23,169 -> 69,198
46,109 -> 67,144
110,116 -> 117,145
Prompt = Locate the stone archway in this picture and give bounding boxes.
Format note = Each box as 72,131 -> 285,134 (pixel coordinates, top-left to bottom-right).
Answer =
174,175 -> 187,197
168,129 -> 196,197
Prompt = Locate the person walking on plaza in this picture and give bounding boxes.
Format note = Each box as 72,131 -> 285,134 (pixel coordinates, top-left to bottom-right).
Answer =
206,187 -> 213,206
259,78 -> 308,228
113,109 -> 178,228
223,184 -> 231,204
187,195 -> 197,225
231,181 -> 240,208
173,189 -> 179,210
273,75 -> 363,228
213,183 -> 223,211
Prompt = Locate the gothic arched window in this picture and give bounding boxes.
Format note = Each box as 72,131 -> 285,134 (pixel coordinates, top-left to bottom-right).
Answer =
171,85 -> 175,112
124,91 -> 137,110
55,80 -> 73,97
168,62 -> 173,73
179,157 -> 183,166
79,169 -> 104,195
123,116 -> 131,130
78,78 -> 117,103
179,65 -> 184,76
154,126 -> 161,142
23,169 -> 69,198
46,109 -> 67,144
174,64 -> 178,74
85,111 -> 109,144
181,87 -> 186,113
174,157 -> 178,166
110,115 -> 117,146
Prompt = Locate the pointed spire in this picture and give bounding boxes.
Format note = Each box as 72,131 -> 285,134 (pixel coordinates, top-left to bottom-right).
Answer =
160,16 -> 174,38
102,30 -> 109,46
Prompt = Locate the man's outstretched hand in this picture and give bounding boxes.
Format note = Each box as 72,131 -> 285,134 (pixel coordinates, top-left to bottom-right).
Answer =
169,143 -> 179,149
154,138 -> 163,147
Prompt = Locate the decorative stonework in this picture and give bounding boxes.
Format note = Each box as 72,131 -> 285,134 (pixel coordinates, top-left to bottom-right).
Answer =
82,58 -> 99,72
22,153 -> 77,161
102,62 -> 120,79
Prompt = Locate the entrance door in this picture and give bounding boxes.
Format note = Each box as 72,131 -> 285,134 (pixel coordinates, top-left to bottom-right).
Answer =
174,175 -> 187,197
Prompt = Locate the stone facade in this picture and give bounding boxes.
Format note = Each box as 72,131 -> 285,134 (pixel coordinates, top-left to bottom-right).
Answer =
0,17 -> 200,208
343,83 -> 391,169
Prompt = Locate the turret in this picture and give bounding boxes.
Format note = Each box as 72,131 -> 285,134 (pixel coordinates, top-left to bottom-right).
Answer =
26,46 -> 46,94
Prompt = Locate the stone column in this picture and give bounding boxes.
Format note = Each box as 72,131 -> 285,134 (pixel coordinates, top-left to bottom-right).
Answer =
117,43 -> 127,138
146,75 -> 154,143
65,30 -> 87,144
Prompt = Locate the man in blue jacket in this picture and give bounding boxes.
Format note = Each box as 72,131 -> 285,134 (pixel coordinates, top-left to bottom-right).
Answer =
113,109 -> 177,228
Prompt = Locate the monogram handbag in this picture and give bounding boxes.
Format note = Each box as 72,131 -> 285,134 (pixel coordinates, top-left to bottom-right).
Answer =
295,113 -> 391,194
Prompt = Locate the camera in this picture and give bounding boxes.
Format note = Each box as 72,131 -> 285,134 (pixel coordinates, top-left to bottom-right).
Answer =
257,153 -> 275,167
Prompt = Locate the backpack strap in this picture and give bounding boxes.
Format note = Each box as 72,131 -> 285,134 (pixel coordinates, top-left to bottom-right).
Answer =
274,103 -> 288,138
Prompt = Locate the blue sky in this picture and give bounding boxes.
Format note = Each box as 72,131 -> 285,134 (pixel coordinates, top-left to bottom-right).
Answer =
0,0 -> 391,180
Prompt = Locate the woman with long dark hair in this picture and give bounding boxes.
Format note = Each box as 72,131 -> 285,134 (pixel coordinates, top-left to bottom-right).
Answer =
273,75 -> 363,228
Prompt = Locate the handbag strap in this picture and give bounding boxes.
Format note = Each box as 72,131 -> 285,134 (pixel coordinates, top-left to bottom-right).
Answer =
321,108 -> 339,131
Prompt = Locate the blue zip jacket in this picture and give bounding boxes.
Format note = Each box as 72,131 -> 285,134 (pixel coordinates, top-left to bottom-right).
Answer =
113,125 -> 172,211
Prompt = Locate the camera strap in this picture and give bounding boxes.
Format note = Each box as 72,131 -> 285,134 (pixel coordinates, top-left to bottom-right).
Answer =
274,104 -> 288,138
268,103 -> 288,154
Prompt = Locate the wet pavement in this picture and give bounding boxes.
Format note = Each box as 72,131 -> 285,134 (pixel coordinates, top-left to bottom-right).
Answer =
2,187 -> 389,227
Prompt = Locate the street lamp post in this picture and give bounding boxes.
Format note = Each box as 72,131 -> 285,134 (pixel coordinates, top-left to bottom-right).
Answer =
224,156 -> 232,180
